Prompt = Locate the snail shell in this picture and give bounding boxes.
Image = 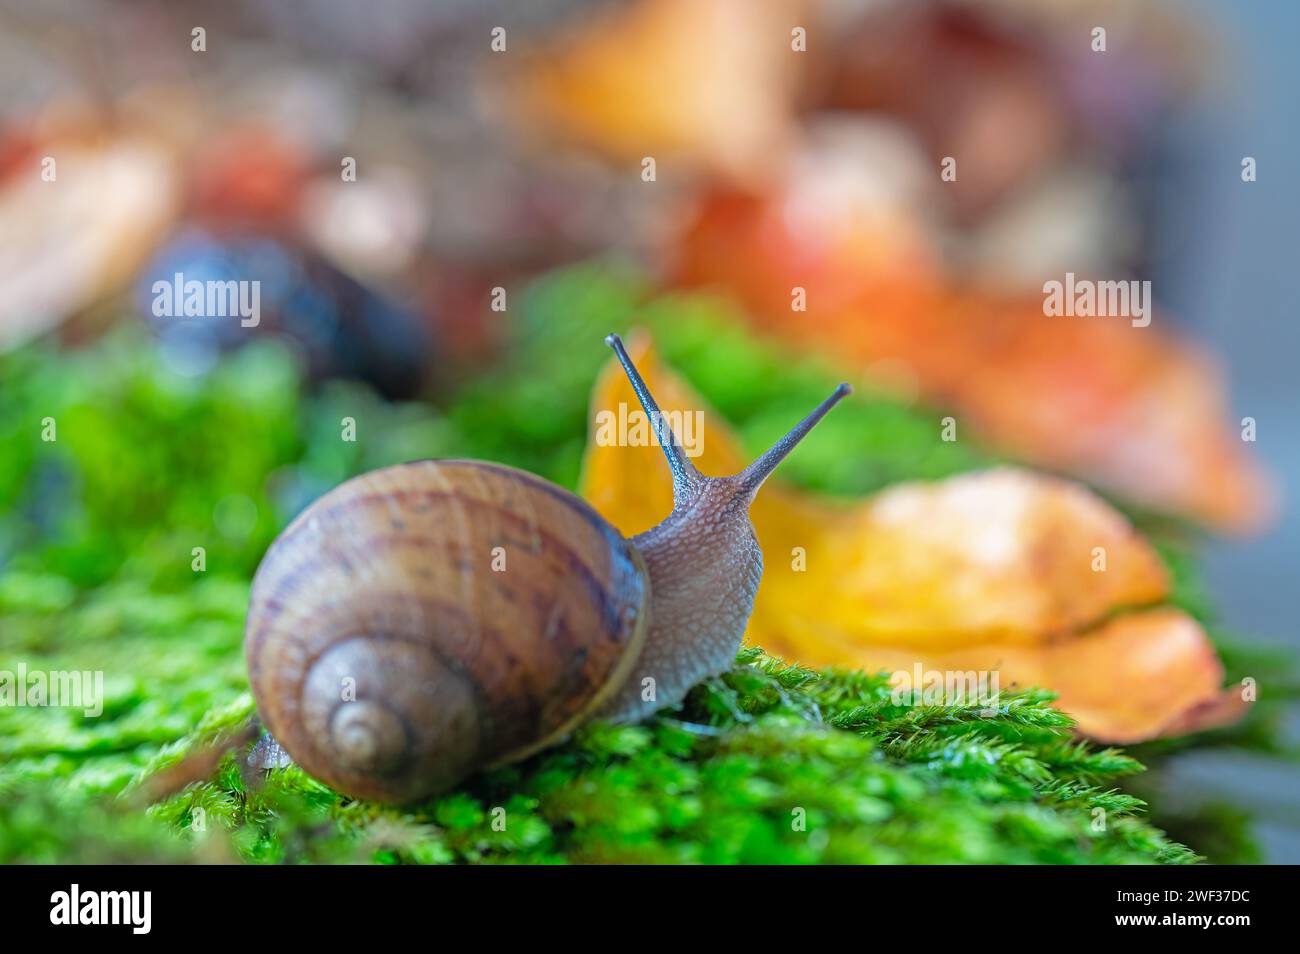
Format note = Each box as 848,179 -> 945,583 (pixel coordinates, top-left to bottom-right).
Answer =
245,459 -> 649,803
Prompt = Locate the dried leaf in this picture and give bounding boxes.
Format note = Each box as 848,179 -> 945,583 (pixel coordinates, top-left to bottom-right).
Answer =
580,336 -> 1244,741
836,610 -> 1245,744
674,188 -> 1275,533
505,0 -> 803,182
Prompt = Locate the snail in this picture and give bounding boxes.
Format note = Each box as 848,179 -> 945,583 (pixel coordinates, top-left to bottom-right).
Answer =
245,334 -> 850,803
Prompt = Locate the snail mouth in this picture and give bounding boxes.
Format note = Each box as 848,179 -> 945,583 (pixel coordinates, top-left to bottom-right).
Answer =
329,700 -> 409,773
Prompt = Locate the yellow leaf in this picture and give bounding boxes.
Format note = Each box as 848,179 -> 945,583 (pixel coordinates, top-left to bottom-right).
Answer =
580,334 -> 1244,742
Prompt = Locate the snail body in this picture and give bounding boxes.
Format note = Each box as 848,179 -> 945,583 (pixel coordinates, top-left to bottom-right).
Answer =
246,335 -> 849,803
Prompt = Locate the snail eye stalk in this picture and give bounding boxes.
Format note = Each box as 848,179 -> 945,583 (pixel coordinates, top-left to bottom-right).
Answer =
605,333 -> 703,499
736,383 -> 852,498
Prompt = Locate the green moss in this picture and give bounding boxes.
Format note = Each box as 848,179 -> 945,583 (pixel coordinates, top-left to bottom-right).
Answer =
2,650 -> 1196,865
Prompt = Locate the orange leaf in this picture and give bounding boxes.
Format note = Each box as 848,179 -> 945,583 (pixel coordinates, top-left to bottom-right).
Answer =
580,335 -> 1245,741
833,610 -> 1244,744
673,185 -> 1276,533
504,0 -> 804,182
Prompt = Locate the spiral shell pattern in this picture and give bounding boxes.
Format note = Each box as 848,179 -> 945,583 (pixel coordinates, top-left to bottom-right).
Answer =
245,460 -> 649,803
